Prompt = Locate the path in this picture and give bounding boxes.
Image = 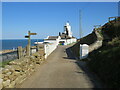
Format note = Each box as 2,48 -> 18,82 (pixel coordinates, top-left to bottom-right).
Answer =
19,45 -> 102,88
89,30 -> 103,52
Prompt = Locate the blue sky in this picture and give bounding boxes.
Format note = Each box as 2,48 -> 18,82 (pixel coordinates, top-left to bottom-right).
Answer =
2,2 -> 118,39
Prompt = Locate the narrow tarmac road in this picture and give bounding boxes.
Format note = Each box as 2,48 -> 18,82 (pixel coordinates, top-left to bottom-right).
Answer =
19,45 -> 102,88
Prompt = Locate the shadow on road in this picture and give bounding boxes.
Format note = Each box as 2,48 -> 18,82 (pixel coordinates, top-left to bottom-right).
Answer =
63,48 -> 76,60
64,47 -> 104,88
75,61 -> 104,88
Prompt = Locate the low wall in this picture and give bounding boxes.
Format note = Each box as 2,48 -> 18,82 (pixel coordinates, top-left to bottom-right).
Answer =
0,51 -> 18,62
59,38 -> 77,45
44,42 -> 57,59
80,44 -> 89,59
66,38 -> 77,45
0,49 -> 45,89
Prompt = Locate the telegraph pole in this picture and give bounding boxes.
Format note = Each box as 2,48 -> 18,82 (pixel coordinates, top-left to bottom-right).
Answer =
79,10 -> 82,39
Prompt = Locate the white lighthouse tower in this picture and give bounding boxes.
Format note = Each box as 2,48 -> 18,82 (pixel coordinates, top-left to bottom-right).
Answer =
64,22 -> 72,37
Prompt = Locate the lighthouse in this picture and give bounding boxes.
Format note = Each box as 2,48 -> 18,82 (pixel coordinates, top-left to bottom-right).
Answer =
42,21 -> 77,46
64,22 -> 72,37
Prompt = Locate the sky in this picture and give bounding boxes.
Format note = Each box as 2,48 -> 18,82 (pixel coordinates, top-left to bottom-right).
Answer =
1,0 -> 120,2
2,2 -> 118,39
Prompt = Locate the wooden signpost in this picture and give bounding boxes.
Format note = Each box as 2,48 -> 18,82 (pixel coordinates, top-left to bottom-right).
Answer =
25,31 -> 37,56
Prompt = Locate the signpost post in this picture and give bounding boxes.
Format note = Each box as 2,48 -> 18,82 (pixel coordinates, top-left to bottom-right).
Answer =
25,31 -> 37,56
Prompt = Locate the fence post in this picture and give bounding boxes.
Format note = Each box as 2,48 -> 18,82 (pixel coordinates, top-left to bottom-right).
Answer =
37,45 -> 39,52
18,46 -> 23,59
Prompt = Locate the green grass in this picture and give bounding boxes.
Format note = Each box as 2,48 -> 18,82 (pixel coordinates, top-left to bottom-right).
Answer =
88,43 -> 120,88
0,60 -> 11,67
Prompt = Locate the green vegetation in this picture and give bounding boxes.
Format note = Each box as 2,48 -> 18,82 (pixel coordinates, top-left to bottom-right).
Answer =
87,18 -> 120,88
88,38 -> 120,88
0,60 -> 11,67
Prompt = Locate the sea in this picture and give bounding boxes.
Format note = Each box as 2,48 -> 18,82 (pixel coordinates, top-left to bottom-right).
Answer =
0,39 -> 44,50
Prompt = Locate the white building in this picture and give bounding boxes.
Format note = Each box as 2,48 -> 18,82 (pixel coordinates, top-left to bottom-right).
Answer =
59,22 -> 77,45
44,36 -> 61,45
35,22 -> 77,46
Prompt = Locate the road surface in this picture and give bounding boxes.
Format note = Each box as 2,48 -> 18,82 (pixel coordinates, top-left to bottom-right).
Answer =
19,45 -> 102,88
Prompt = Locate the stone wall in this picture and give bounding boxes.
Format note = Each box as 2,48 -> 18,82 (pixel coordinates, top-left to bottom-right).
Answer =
0,49 -> 45,89
0,51 -> 18,62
